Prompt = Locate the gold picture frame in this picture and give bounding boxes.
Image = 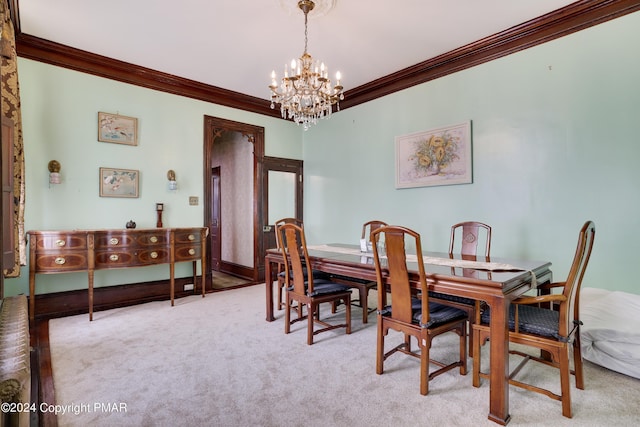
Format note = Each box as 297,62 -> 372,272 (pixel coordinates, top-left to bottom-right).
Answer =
98,112 -> 138,146
395,121 -> 472,188
99,168 -> 139,198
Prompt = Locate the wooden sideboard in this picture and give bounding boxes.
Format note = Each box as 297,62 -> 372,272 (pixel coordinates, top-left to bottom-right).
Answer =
28,227 -> 208,321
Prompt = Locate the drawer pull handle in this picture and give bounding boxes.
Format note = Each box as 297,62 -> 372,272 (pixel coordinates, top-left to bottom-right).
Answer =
150,251 -> 158,259
150,236 -> 158,243
55,240 -> 66,247
109,254 -> 119,262
188,234 -> 195,241
188,248 -> 196,256
54,257 -> 66,265
109,238 -> 119,245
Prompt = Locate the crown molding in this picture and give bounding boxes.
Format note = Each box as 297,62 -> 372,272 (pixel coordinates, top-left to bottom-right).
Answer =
14,0 -> 640,118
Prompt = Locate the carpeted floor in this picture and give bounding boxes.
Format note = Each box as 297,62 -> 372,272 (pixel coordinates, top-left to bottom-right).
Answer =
48,285 -> 640,427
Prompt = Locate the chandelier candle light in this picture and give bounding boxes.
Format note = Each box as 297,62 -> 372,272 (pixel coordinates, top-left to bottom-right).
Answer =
269,0 -> 344,130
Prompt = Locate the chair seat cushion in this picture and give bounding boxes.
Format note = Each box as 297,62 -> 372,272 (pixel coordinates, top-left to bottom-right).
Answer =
379,299 -> 466,328
307,280 -> 351,297
428,291 -> 475,306
481,304 -> 561,340
415,302 -> 468,328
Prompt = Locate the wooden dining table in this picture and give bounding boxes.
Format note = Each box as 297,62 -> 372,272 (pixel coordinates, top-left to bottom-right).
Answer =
264,244 -> 552,425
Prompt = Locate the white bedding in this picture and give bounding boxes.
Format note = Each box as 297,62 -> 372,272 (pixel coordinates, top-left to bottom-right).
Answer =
580,287 -> 640,379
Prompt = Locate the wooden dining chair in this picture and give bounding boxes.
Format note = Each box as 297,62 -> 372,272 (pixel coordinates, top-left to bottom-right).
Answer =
371,225 -> 467,395
472,221 -> 595,418
330,220 -> 388,323
274,217 -> 329,311
429,221 -> 492,357
278,223 -> 352,345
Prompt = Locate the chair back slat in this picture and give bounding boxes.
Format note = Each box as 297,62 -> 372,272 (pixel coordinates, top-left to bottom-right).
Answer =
278,223 -> 313,296
372,225 -> 429,325
450,221 -> 492,258
561,221 -> 596,336
362,220 -> 388,239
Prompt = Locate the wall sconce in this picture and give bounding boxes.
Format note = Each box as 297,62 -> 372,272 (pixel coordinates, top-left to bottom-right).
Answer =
167,170 -> 177,191
48,160 -> 61,184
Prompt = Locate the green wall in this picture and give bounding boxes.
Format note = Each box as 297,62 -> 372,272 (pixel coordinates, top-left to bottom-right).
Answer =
5,59 -> 302,296
6,11 -> 639,297
302,11 -> 640,295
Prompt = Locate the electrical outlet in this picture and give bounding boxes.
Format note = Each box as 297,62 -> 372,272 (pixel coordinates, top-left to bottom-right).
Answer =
184,283 -> 194,291
189,196 -> 198,206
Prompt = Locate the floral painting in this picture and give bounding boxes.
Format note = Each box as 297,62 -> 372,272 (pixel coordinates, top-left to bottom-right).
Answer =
99,168 -> 139,198
98,112 -> 138,145
395,121 -> 472,188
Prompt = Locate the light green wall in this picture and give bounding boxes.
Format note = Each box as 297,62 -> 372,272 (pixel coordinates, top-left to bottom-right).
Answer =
5,59 -> 303,296
302,11 -> 640,295
6,11 -> 639,297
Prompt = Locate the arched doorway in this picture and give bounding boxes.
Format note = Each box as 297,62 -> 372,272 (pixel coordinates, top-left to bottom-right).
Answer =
203,116 -> 265,290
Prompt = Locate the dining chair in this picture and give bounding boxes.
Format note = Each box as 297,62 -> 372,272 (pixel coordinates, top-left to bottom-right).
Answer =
274,217 -> 328,311
278,223 -> 352,345
429,221 -> 492,357
371,225 -> 467,395
330,220 -> 388,323
472,220 -> 595,418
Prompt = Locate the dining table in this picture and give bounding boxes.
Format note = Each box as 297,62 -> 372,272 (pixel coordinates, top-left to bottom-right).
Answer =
264,243 -> 552,425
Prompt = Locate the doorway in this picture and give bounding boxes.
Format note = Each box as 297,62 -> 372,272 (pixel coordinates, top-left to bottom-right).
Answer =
204,116 -> 264,290
203,116 -> 303,291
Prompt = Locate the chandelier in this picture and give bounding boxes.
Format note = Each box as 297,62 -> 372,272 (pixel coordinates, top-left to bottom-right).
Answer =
269,0 -> 344,130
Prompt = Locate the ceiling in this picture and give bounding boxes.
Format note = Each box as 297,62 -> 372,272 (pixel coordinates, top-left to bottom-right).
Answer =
16,0 -> 579,103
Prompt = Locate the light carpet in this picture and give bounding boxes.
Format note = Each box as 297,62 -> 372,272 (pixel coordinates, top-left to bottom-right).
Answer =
49,285 -> 640,427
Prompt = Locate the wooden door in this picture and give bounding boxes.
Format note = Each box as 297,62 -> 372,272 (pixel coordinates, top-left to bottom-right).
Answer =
209,166 -> 221,271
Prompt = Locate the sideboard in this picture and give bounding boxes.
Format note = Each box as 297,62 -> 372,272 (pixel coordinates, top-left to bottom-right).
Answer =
28,227 -> 208,321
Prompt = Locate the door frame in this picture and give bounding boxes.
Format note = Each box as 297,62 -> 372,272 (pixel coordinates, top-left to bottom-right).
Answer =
203,116 -> 265,290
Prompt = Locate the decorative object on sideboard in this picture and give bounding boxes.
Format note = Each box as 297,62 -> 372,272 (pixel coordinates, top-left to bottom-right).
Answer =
98,112 -> 138,146
126,220 -> 136,229
156,203 -> 164,228
48,160 -> 61,184
167,169 -> 177,191
99,167 -> 140,198
268,0 -> 344,131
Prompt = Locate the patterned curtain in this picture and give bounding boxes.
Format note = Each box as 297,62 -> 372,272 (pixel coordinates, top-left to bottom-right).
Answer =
1,0 -> 26,277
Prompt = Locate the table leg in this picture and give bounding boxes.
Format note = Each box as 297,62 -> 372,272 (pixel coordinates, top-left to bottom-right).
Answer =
88,270 -> 94,321
265,258 -> 275,321
488,296 -> 511,425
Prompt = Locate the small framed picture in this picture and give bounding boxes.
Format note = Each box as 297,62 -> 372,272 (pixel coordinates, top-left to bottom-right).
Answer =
99,167 -> 139,198
98,112 -> 138,146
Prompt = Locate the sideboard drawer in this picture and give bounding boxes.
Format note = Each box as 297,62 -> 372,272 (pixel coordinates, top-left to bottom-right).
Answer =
174,245 -> 202,261
174,230 -> 202,245
35,233 -> 87,251
136,232 -> 170,246
135,248 -> 170,264
33,253 -> 88,272
94,250 -> 135,268
94,232 -> 135,249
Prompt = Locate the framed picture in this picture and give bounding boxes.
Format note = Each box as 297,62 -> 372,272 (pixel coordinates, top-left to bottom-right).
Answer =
98,112 -> 138,145
395,121 -> 472,189
99,168 -> 139,198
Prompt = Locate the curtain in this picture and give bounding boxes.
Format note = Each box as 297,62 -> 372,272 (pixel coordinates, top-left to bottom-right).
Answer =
1,0 -> 26,277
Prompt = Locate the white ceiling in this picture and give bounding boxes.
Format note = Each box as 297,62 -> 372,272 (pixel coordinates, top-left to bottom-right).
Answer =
18,0 -> 577,101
